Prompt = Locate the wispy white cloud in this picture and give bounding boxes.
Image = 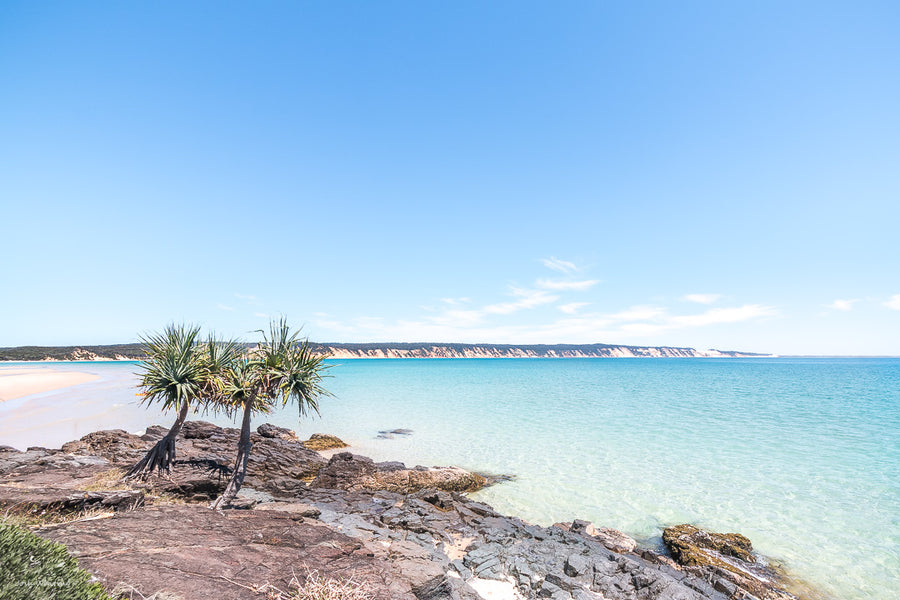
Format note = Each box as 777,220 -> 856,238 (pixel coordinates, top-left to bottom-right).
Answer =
235,293 -> 258,301
483,287 -> 559,315
310,257 -> 775,346
536,279 -> 600,291
427,308 -> 485,328
683,293 -> 722,305
253,312 -> 269,318
540,257 -> 577,274
668,305 -> 777,328
620,322 -> 667,335
825,299 -> 859,311
885,295 -> 900,311
356,316 -> 386,330
313,317 -> 357,335
558,302 -> 590,314
313,301 -> 778,345
607,306 -> 667,322
216,303 -> 235,311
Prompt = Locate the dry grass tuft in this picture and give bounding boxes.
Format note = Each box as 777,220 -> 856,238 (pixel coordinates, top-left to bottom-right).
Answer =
253,570 -> 374,600
83,468 -> 131,492
110,582 -> 184,600
3,505 -> 116,529
288,572 -> 373,600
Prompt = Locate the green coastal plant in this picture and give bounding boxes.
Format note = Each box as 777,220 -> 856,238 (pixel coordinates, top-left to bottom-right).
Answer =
126,325 -> 242,480
211,318 -> 330,509
0,519 -> 113,600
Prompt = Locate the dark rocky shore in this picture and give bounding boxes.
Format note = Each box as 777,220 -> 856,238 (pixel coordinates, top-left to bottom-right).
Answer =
0,422 -> 808,600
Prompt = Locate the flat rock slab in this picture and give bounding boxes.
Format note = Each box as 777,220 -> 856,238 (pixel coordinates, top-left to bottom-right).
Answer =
0,485 -> 143,513
41,504 -> 416,600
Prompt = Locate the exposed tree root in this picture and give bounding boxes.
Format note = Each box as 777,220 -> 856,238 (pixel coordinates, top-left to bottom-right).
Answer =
124,434 -> 178,481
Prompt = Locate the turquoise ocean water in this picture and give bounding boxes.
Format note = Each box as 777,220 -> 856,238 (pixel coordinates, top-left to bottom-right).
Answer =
1,358 -> 898,600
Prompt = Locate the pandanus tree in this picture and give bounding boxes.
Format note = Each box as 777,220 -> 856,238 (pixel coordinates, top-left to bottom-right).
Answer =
211,318 -> 329,509
125,325 -> 241,480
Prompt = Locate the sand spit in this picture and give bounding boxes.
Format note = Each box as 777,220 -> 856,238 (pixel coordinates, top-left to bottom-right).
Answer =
0,369 -> 100,402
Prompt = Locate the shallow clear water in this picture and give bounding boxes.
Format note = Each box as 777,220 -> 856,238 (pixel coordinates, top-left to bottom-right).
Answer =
2,358 -> 898,600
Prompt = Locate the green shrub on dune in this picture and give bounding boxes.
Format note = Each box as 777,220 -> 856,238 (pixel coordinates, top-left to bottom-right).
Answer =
0,520 -> 112,600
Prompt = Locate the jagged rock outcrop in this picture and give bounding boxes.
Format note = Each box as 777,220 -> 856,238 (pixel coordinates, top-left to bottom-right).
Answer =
663,524 -> 796,600
295,487 -> 737,600
256,423 -> 299,441
61,429 -> 148,463
557,519 -> 639,554
302,432 -> 349,450
3,427 -> 812,600
57,421 -> 329,498
310,452 -> 489,494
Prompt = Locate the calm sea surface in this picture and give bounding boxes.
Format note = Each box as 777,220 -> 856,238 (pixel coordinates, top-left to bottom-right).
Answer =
2,357 -> 898,600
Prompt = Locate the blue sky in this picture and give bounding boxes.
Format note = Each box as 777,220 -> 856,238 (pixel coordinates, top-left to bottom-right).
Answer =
1,1 -> 898,355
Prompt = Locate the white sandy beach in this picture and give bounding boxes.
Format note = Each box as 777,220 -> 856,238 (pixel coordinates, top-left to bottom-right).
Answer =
0,368 -> 100,402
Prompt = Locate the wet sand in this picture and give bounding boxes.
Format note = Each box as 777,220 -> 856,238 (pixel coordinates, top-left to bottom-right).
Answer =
0,368 -> 100,402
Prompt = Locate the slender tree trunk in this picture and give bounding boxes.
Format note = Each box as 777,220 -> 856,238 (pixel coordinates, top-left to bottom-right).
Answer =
211,397 -> 253,509
125,401 -> 190,480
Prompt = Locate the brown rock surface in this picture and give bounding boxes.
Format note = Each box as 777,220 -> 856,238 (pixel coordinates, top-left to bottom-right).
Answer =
310,452 -> 488,494
2,425 -> 822,600
40,504 -> 417,600
302,432 -> 349,451
256,423 -> 299,441
663,524 -> 755,566
59,421 -> 328,498
0,485 -> 144,516
663,524 -> 796,600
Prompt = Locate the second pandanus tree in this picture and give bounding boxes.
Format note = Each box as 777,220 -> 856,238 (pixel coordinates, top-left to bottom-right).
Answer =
126,325 -> 242,480
211,318 -> 330,509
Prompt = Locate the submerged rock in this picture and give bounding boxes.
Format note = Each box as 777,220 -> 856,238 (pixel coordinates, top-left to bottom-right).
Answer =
376,428 -> 413,439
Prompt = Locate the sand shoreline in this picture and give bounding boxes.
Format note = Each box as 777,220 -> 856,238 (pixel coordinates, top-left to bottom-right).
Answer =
0,369 -> 101,402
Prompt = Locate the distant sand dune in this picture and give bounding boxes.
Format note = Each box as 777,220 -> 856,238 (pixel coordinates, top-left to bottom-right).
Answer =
0,370 -> 100,402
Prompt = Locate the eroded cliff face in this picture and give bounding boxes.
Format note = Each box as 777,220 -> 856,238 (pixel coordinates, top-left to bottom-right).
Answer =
2,343 -> 769,361
320,345 -> 764,359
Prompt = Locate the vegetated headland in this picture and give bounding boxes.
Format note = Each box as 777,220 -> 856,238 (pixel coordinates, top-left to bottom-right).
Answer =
0,342 -> 771,362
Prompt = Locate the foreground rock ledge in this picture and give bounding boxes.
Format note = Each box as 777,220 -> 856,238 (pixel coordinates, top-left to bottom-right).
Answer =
0,422 -> 814,600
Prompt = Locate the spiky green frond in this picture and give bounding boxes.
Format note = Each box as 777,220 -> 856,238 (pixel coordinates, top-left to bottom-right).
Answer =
218,317 -> 331,417
137,323 -> 222,413
218,358 -> 269,415
198,334 -> 245,405
278,338 -> 330,418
